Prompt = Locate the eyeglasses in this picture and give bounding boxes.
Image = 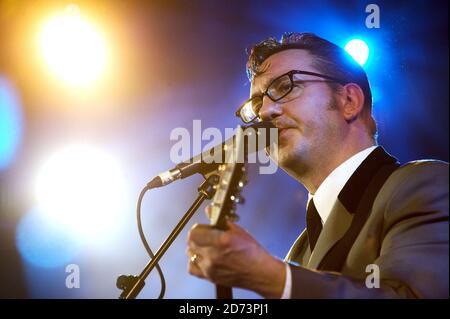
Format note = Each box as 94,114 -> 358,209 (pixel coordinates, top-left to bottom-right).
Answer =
235,70 -> 347,123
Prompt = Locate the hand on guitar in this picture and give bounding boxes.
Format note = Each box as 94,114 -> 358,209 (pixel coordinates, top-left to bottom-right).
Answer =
186,219 -> 286,298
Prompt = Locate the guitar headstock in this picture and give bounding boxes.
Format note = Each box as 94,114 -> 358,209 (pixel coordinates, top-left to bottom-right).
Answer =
206,126 -> 247,230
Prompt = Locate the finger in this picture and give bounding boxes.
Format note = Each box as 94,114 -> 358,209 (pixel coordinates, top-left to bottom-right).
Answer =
187,258 -> 205,278
187,223 -> 223,247
187,250 -> 206,279
186,246 -> 208,261
226,219 -> 246,230
226,219 -> 237,230
185,247 -> 195,257
187,239 -> 202,251
226,219 -> 250,235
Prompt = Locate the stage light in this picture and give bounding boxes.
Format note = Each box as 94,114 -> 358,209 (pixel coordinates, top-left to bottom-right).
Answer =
344,39 -> 370,66
38,4 -> 108,87
34,145 -> 128,242
0,76 -> 23,170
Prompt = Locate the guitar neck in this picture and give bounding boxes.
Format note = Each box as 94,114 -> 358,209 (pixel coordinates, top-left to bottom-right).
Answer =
208,126 -> 247,300
216,284 -> 233,299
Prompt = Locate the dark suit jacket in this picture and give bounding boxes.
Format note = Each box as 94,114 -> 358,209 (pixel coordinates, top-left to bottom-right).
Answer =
285,147 -> 449,298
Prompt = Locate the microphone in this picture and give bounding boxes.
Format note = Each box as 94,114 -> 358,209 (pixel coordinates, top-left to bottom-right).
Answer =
147,121 -> 276,189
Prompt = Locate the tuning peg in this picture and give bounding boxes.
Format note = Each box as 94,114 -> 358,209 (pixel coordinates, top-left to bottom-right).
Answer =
238,174 -> 248,187
230,194 -> 245,204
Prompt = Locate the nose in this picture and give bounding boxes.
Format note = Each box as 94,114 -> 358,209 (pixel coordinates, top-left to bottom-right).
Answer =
258,96 -> 282,122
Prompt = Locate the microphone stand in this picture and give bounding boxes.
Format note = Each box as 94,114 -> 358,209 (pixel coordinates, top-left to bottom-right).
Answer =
117,174 -> 219,299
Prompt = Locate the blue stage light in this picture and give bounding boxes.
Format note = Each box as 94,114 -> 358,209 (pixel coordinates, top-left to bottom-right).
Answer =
16,208 -> 81,268
344,39 -> 370,66
0,76 -> 23,170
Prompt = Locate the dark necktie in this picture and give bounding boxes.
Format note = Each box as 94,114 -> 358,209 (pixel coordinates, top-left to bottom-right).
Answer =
306,199 -> 323,252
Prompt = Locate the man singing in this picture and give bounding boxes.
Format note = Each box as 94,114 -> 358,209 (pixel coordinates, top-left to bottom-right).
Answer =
186,32 -> 449,298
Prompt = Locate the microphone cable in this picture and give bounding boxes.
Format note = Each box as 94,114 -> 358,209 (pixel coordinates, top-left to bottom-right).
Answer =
136,185 -> 166,299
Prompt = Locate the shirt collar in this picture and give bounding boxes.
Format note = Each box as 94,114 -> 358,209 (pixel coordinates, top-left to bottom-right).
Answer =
307,146 -> 378,224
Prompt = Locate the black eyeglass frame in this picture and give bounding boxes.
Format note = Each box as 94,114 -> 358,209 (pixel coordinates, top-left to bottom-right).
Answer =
235,70 -> 348,123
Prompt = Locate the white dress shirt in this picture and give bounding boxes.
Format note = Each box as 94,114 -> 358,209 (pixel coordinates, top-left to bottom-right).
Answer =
280,145 -> 378,298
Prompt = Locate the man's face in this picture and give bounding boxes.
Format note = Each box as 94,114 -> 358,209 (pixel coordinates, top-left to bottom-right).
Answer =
251,49 -> 346,177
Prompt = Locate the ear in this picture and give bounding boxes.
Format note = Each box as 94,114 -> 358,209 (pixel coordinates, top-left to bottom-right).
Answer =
341,83 -> 365,122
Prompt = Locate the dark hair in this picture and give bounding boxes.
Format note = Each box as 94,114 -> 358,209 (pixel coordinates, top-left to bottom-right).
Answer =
246,32 -> 377,139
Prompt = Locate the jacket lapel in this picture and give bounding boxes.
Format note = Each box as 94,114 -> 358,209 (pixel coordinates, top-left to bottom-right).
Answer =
285,229 -> 310,265
307,200 -> 353,269
306,146 -> 399,270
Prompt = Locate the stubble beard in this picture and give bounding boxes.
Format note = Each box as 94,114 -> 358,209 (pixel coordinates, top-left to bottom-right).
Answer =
277,95 -> 340,181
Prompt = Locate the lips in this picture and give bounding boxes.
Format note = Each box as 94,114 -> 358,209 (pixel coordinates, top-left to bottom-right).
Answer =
272,120 -> 296,142
278,127 -> 294,141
